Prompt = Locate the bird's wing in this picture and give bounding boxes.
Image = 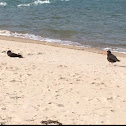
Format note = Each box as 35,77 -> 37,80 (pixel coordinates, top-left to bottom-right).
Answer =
110,54 -> 119,61
11,53 -> 19,57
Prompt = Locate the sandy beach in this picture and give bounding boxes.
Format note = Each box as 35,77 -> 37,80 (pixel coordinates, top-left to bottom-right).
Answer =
0,36 -> 126,125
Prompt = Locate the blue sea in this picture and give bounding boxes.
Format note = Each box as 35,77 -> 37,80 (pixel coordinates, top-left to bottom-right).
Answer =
0,0 -> 126,53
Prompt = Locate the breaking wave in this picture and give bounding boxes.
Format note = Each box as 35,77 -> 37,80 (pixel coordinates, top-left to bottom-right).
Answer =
34,0 -> 50,5
18,0 -> 50,7
0,2 -> 7,6
0,30 -> 81,46
17,0 -> 70,7
0,0 -> 70,7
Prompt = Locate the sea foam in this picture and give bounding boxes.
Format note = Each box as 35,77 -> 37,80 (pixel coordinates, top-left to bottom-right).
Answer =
17,0 -> 71,7
18,0 -> 50,7
18,3 -> 32,7
0,2 -> 7,6
34,0 -> 50,5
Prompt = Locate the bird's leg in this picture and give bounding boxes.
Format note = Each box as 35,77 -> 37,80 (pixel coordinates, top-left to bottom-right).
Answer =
109,62 -> 113,67
111,63 -> 114,67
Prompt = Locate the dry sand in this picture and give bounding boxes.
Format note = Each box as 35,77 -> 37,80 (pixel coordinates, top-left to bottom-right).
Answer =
0,36 -> 126,125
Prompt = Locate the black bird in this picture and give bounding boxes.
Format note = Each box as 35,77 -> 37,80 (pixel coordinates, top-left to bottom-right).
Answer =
106,50 -> 120,63
7,50 -> 23,58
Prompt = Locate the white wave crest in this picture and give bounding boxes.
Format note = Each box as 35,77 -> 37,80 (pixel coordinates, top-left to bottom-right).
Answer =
0,30 -> 11,35
61,0 -> 70,1
0,2 -> 7,6
34,0 -> 50,5
18,3 -> 32,7
17,0 -> 71,7
0,30 -> 41,39
17,0 -> 50,7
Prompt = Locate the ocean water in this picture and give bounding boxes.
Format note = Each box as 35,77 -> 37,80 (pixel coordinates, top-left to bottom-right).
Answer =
0,0 -> 126,53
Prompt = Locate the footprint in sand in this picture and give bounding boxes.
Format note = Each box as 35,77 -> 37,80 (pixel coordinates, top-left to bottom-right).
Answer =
58,65 -> 67,68
37,52 -> 43,55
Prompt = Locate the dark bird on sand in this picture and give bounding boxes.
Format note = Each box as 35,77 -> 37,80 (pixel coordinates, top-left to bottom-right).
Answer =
7,50 -> 23,58
106,50 -> 120,63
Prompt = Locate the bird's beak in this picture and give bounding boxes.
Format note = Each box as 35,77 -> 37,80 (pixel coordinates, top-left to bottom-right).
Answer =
105,51 -> 107,55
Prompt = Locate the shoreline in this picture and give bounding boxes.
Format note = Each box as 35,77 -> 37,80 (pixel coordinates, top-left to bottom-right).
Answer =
0,35 -> 126,58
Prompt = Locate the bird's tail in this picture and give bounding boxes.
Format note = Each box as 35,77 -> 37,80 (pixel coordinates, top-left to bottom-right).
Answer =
117,59 -> 120,62
19,55 -> 23,58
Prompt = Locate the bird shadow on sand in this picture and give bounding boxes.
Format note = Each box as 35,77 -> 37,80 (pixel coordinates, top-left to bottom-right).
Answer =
114,65 -> 126,68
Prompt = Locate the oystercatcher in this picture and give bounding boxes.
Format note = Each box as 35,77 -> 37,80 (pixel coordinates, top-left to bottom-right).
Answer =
7,50 -> 23,58
106,50 -> 120,63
